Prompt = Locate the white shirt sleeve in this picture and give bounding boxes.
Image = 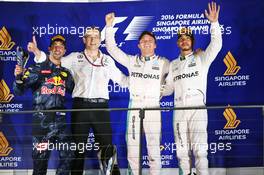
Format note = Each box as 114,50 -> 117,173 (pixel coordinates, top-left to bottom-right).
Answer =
33,51 -> 46,63
61,53 -> 76,70
200,21 -> 223,66
33,51 -> 74,70
105,26 -> 131,70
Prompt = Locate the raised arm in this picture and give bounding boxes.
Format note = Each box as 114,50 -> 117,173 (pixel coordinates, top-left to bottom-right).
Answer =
105,12 -> 131,69
27,35 -> 47,63
201,2 -> 222,65
33,50 -> 47,63
27,36 -> 46,63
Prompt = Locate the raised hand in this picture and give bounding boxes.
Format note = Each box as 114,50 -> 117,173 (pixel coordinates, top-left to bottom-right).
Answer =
205,2 -> 220,23
27,36 -> 41,58
105,12 -> 115,27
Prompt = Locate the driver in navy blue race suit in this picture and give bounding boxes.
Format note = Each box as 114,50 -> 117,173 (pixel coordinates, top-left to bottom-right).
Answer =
13,35 -> 75,175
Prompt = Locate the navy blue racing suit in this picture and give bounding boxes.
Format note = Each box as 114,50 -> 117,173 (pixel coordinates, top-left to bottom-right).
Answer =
13,59 -> 75,175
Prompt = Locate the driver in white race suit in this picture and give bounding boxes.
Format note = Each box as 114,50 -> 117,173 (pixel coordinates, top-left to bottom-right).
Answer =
105,13 -> 170,175
162,2 -> 222,175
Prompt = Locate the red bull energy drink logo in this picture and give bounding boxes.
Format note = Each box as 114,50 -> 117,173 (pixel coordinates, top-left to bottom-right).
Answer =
41,76 -> 66,96
45,76 -> 65,86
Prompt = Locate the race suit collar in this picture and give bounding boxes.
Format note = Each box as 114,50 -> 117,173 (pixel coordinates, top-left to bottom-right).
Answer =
179,51 -> 194,61
139,54 -> 157,62
47,56 -> 61,68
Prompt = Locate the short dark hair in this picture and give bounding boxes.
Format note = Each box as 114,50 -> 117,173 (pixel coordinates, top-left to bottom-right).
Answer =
177,27 -> 194,41
50,35 -> 66,47
138,31 -> 156,43
177,27 -> 195,49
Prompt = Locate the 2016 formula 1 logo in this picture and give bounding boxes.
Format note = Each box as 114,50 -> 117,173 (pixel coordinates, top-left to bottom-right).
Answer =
101,16 -> 154,42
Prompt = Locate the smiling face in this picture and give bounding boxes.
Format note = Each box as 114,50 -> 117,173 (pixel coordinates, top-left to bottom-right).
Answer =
177,35 -> 193,52
138,34 -> 157,57
83,28 -> 101,51
177,27 -> 194,52
49,41 -> 66,60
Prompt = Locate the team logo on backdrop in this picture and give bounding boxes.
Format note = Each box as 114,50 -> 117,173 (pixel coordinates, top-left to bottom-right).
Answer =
0,79 -> 23,113
0,26 -> 17,62
0,79 -> 14,103
0,27 -> 15,50
214,51 -> 250,87
0,131 -> 22,167
101,16 -> 154,48
101,16 -> 154,42
0,132 -> 13,156
215,105 -> 250,141
223,52 -> 241,76
223,106 -> 241,129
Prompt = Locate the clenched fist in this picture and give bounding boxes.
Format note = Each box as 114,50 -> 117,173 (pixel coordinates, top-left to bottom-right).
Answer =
105,12 -> 115,27
27,36 -> 41,58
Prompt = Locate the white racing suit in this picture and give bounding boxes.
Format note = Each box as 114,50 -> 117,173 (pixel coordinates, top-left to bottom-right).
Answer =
163,21 -> 222,175
106,26 -> 170,175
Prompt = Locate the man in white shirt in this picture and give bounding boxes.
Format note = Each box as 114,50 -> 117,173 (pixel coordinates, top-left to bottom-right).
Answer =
105,13 -> 170,175
163,2 -> 222,175
30,27 -> 127,175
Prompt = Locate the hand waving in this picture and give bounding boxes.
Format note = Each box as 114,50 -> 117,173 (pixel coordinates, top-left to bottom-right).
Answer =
205,2 -> 220,23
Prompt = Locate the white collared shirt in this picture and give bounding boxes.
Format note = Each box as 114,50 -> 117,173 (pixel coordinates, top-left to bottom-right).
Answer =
35,50 -> 128,99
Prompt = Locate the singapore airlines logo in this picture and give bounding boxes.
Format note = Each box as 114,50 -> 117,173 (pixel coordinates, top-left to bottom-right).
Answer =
0,79 -> 14,103
0,26 -> 15,50
215,51 -> 249,87
223,51 -> 241,76
223,106 -> 241,129
0,132 -> 13,156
